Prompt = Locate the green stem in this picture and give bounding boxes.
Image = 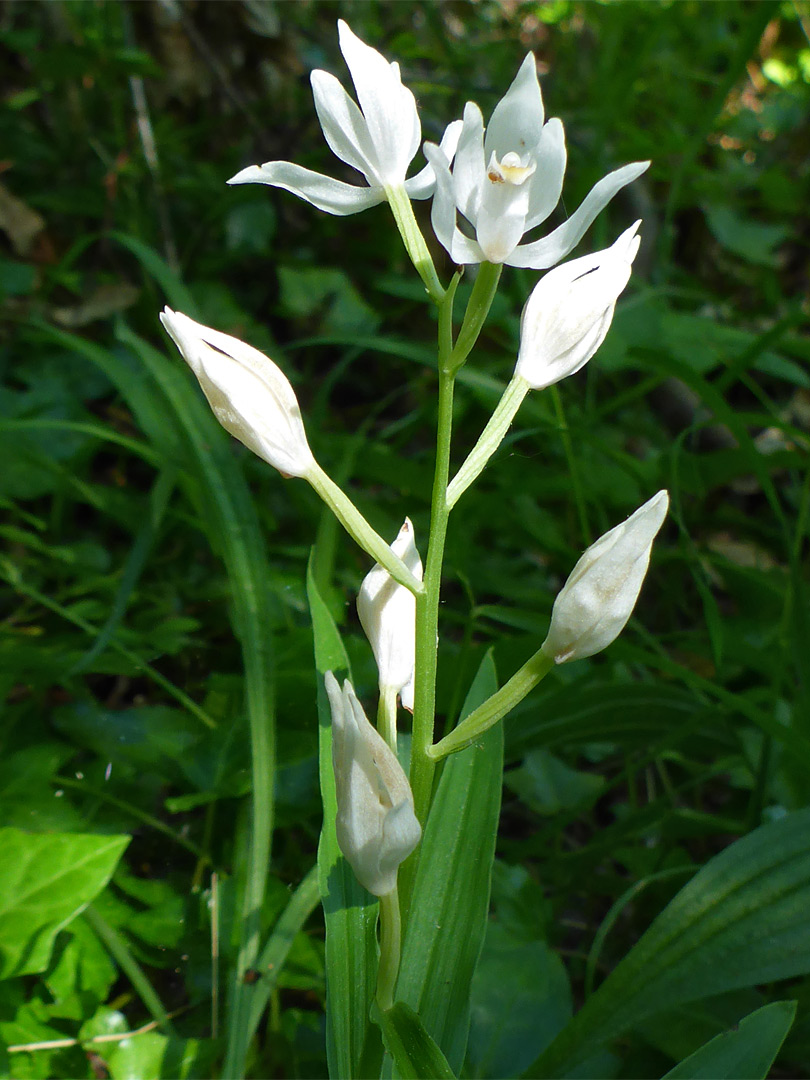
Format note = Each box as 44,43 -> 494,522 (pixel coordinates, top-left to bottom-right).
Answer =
446,375 -> 530,509
429,647 -> 554,759
401,288 -> 458,916
377,685 -> 398,751
375,888 -> 402,1012
448,261 -> 502,373
306,463 -> 423,595
550,384 -> 591,544
386,183 -> 444,305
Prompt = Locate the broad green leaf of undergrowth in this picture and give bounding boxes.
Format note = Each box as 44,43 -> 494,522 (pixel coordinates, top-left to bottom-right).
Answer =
661,1000 -> 796,1079
397,652 -> 502,1074
0,829 -> 129,979
104,1030 -> 215,1080
467,922 -> 572,1079
308,558 -> 380,1080
526,807 -> 810,1077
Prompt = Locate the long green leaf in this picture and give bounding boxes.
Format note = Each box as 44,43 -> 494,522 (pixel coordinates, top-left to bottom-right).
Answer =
526,807 -> 810,1077
397,652 -> 502,1073
307,558 -> 380,1079
377,1002 -> 457,1080
247,864 -> 321,1035
30,318 -> 278,1077
661,1000 -> 797,1080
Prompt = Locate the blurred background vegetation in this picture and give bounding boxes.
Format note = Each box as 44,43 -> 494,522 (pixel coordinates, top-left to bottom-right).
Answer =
1,1 -> 809,1077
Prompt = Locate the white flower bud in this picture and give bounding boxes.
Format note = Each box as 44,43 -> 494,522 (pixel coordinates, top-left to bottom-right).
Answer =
514,221 -> 641,391
542,490 -> 668,664
160,308 -> 315,479
357,518 -> 422,712
325,673 -> 421,896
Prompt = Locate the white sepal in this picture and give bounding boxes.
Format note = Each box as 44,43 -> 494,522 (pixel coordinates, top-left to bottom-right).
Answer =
326,673 -> 422,896
160,308 -> 314,478
542,491 -> 669,664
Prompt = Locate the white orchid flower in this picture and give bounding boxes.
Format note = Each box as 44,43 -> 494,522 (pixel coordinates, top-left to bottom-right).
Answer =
160,308 -> 315,479
357,519 -> 422,713
325,673 -> 422,896
515,220 -> 641,390
542,491 -> 669,665
423,54 -> 649,268
228,20 -> 461,216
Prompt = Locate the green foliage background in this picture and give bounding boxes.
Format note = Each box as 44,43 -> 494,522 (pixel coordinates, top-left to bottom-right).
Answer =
1,1 -> 809,1077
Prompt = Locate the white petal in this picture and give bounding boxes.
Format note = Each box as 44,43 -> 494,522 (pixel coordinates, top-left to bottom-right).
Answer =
338,20 -> 420,183
227,161 -> 385,216
423,142 -> 485,265
311,69 -> 379,182
476,175 -> 531,264
484,54 -> 545,162
453,102 -> 486,224
524,118 -> 567,231
506,161 -> 650,269
405,119 -> 463,200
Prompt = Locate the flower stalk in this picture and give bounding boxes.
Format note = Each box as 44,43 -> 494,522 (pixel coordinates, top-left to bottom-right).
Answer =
446,373 -> 530,508
307,464 -> 424,595
386,183 -> 445,304
429,647 -> 554,759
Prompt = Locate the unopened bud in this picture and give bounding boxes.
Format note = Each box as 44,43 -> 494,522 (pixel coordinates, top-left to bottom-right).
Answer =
515,221 -> 641,391
542,490 -> 668,664
325,673 -> 421,896
160,308 -> 315,479
357,518 -> 422,711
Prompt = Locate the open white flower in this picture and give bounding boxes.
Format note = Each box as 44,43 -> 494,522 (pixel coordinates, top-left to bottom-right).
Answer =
515,221 -> 641,390
228,20 -> 461,216
424,53 -> 649,267
325,673 -> 422,896
160,308 -> 315,478
542,491 -> 669,664
357,518 -> 422,712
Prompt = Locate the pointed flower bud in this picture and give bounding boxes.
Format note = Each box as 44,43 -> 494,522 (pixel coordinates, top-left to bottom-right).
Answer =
357,519 -> 422,712
160,308 -> 315,479
515,221 -> 641,391
325,673 -> 421,896
542,491 -> 669,664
